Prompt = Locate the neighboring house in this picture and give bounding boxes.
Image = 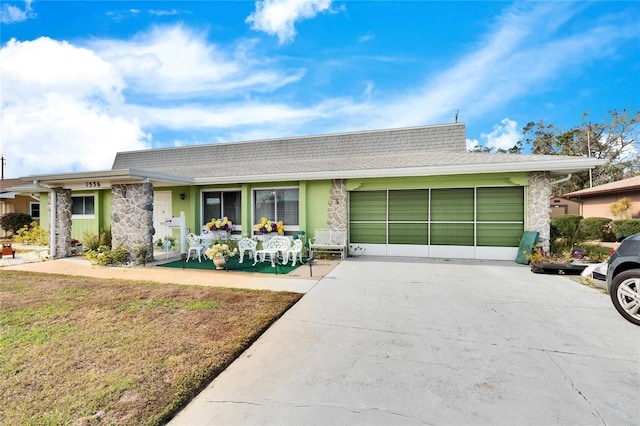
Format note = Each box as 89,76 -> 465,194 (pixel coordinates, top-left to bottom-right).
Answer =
14,123 -> 603,260
0,178 -> 40,238
549,196 -> 581,218
561,176 -> 640,219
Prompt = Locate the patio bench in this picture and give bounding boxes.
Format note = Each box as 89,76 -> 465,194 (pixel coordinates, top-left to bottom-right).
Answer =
309,229 -> 347,260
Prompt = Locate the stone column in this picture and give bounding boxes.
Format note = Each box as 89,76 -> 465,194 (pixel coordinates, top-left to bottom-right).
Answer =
328,179 -> 347,231
111,183 -> 154,263
52,188 -> 72,258
527,172 -> 551,252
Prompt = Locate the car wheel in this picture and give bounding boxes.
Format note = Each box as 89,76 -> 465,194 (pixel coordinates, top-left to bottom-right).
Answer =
610,269 -> 640,326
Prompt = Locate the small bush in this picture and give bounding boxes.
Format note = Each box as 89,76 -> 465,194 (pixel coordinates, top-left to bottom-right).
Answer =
578,217 -> 614,241
551,215 -> 583,239
83,231 -> 100,251
0,212 -> 32,235
82,227 -> 112,251
611,219 -> 640,239
12,221 -> 48,245
112,245 -> 130,264
99,227 -> 112,247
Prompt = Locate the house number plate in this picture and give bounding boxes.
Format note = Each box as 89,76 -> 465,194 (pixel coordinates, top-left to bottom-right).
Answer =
85,181 -> 101,188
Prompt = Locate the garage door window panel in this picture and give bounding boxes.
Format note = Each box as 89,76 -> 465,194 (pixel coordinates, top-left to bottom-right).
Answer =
431,223 -> 474,246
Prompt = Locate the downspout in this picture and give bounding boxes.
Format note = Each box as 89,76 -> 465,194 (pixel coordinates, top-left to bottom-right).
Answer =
33,180 -> 56,258
549,173 -> 572,186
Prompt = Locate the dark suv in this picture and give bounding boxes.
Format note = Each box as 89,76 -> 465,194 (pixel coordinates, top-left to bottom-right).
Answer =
606,233 -> 640,325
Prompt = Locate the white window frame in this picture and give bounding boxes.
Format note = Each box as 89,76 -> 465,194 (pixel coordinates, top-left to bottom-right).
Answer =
71,195 -> 95,219
252,186 -> 300,233
201,189 -> 242,231
29,202 -> 40,219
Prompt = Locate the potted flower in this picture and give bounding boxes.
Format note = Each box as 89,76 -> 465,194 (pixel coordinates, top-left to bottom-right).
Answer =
205,217 -> 235,232
205,243 -> 238,269
253,217 -> 284,235
156,235 -> 176,250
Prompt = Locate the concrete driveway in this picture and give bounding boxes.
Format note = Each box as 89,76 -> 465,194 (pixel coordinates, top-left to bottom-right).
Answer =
169,258 -> 640,425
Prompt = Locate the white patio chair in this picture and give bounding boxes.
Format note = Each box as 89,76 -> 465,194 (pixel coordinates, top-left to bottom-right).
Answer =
237,238 -> 257,264
186,233 -> 205,262
285,238 -> 304,266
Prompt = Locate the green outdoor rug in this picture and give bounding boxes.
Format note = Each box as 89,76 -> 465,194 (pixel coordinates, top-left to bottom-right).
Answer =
156,255 -> 305,275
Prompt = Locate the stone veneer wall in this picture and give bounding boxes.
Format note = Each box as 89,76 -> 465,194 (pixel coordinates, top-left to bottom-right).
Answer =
527,172 -> 551,252
52,188 -> 72,258
111,183 -> 154,262
328,179 -> 347,231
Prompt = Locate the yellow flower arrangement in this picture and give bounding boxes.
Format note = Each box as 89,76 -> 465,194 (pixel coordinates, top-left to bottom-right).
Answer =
205,216 -> 235,232
253,217 -> 284,235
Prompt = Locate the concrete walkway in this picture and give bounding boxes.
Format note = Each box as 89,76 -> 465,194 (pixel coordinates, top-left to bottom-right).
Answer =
169,257 -> 640,425
2,250 -> 340,293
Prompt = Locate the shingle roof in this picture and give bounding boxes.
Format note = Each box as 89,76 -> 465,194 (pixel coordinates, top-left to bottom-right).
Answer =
562,176 -> 640,197
112,123 -> 467,178
0,178 -> 31,193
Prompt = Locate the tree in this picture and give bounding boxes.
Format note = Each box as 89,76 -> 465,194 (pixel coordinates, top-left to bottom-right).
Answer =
520,109 -> 640,194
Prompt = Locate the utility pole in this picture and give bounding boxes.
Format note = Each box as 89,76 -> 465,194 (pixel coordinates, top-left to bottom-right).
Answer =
1,156 -> 5,180
587,125 -> 593,188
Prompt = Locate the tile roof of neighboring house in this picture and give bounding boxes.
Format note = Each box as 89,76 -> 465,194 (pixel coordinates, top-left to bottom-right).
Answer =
562,176 -> 640,198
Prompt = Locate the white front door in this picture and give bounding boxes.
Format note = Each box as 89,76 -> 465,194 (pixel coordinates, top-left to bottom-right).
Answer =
153,191 -> 173,240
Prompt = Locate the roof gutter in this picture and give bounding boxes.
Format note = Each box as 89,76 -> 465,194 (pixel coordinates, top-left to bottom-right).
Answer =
33,180 -> 55,259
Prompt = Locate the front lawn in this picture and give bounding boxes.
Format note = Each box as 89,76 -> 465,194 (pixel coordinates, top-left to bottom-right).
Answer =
0,270 -> 302,425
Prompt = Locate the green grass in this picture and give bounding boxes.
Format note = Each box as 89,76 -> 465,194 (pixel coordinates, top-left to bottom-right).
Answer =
0,270 -> 302,425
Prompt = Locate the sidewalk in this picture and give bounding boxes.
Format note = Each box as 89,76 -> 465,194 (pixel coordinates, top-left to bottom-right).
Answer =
2,249 -> 340,293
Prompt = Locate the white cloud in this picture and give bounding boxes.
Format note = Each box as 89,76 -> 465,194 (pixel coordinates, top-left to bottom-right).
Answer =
0,0 -> 34,24
246,0 -> 333,44
0,38 -> 150,176
90,25 -> 305,97
481,119 -> 521,150
148,9 -> 180,17
358,32 -> 375,43
357,2 -> 634,130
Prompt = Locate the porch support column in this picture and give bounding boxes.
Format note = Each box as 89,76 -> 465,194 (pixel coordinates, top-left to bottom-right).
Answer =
52,188 -> 72,258
527,172 -> 551,252
111,183 -> 154,263
328,179 -> 347,231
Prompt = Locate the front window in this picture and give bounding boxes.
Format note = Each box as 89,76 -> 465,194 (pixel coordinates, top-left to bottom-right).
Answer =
30,202 -> 40,219
72,196 -> 95,217
254,188 -> 299,230
202,191 -> 241,229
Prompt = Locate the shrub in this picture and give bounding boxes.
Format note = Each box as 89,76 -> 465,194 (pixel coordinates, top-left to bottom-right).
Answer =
99,227 -> 112,247
82,227 -> 112,251
83,231 -> 100,251
112,245 -> 130,264
86,244 -> 130,266
0,212 -> 32,235
609,197 -> 633,219
551,215 -> 583,239
611,219 -> 640,240
578,217 -> 614,241
12,222 -> 48,245
550,215 -> 583,253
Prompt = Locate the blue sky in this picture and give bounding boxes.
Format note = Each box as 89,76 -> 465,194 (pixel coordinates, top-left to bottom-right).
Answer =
1,0 -> 638,178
